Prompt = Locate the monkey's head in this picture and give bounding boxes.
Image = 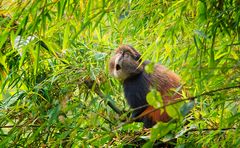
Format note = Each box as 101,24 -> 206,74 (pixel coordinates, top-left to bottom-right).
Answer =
109,45 -> 144,80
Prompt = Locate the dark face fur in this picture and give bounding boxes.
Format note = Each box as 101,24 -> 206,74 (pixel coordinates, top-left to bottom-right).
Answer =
109,45 -> 144,80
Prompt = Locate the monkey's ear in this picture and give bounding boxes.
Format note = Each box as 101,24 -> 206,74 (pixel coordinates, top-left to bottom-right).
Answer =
134,54 -> 141,61
127,45 -> 142,61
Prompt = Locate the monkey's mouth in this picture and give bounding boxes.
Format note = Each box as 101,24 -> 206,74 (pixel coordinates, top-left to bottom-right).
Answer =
116,64 -> 121,71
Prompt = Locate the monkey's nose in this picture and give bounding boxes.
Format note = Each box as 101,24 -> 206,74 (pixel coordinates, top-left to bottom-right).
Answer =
116,64 -> 121,71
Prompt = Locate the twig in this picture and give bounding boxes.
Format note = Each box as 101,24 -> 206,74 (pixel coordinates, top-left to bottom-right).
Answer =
188,127 -> 237,132
187,85 -> 240,100
84,79 -> 123,115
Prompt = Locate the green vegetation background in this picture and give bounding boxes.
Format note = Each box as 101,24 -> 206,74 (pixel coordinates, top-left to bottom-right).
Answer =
0,0 -> 239,147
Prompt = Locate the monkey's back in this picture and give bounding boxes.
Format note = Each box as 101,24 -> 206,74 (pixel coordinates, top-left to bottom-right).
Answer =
150,64 -> 181,104
123,64 -> 182,127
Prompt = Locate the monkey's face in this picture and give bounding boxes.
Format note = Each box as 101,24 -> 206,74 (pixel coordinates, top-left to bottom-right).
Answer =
109,45 -> 144,80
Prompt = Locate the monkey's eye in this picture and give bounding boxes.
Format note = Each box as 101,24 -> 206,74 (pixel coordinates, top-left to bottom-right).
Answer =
119,51 -> 123,55
116,64 -> 121,71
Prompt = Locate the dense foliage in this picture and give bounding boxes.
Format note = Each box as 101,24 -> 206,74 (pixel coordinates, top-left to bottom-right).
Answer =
0,0 -> 239,147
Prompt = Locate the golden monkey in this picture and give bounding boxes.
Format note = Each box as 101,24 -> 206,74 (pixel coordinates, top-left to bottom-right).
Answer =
109,45 -> 182,128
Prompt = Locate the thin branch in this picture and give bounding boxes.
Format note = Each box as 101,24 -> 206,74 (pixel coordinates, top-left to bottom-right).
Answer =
188,127 -> 237,132
84,79 -> 123,115
187,85 -> 240,100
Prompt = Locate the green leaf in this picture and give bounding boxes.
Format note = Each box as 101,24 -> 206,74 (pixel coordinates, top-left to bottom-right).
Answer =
63,23 -> 70,50
166,101 -> 184,119
121,122 -> 143,132
94,52 -> 107,61
198,1 -> 207,23
3,91 -> 26,108
150,122 -> 175,141
146,89 -> 163,109
48,104 -> 60,123
0,31 -> 9,49
142,141 -> 154,148
145,62 -> 155,74
180,101 -> 194,116
92,134 -> 111,146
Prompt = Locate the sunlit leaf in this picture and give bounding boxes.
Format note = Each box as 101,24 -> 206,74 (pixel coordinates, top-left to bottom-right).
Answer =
145,62 -> 155,74
166,101 -> 184,120
146,89 -> 163,109
142,141 -> 154,148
